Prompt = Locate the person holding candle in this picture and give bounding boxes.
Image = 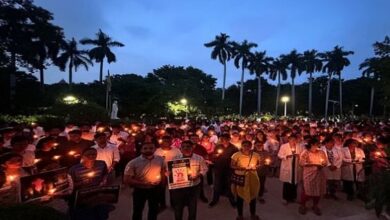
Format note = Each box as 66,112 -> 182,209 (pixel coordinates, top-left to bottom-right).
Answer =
68,147 -> 111,220
60,128 -> 94,168
209,134 -> 238,208
277,134 -> 304,205
154,135 -> 182,210
231,140 -> 261,220
370,136 -> 389,174
124,142 -> 166,220
0,152 -> 30,205
9,135 -> 36,170
170,140 -> 208,220
264,131 -> 280,177
299,137 -> 327,216
253,141 -> 271,203
34,137 -> 62,172
341,139 -> 366,201
320,136 -> 343,200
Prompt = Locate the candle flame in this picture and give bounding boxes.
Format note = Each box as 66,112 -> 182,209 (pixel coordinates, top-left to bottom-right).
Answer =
68,151 -> 76,156
217,149 -> 223,154
53,155 -> 61,160
8,175 -> 16,182
34,158 -> 41,164
33,135 -> 38,139
375,151 -> 382,157
87,171 -> 95,178
48,188 -> 56,195
265,158 -> 271,165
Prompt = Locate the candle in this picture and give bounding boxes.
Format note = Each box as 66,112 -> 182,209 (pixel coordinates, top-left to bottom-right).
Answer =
375,151 -> 382,157
52,142 -> 59,148
48,188 -> 56,195
158,139 -> 163,144
265,158 -> 271,165
31,122 -> 36,126
97,127 -> 105,133
87,171 -> 95,178
34,158 -> 41,164
131,133 -> 137,136
8,175 -> 16,182
217,149 -> 223,154
33,134 -> 38,139
52,155 -> 61,160
68,151 -> 76,156
320,158 -> 324,164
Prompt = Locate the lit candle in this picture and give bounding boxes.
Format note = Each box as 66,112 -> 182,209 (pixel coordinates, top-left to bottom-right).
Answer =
87,171 -> 95,178
320,158 -> 324,164
33,134 -> 38,139
97,127 -> 105,133
8,175 -> 16,183
156,175 -> 161,180
265,158 -> 271,165
217,149 -> 223,154
34,158 -> 41,164
52,142 -> 59,148
48,188 -> 56,195
68,151 -> 76,156
158,139 -> 163,144
375,151 -> 382,157
124,127 -> 129,132
131,133 -> 137,136
52,155 -> 61,160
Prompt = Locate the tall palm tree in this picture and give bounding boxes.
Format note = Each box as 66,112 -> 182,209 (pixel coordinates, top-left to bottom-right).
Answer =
281,50 -> 304,116
230,40 -> 257,115
269,57 -> 288,116
359,57 -> 381,117
322,46 -> 354,120
248,51 -> 273,114
80,29 -> 124,83
204,33 -> 232,100
55,38 -> 93,85
303,49 -> 323,116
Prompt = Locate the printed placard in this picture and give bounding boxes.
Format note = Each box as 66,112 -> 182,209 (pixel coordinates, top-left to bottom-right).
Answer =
167,158 -> 191,189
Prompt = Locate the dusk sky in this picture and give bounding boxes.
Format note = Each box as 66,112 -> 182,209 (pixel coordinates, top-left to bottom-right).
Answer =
34,0 -> 390,87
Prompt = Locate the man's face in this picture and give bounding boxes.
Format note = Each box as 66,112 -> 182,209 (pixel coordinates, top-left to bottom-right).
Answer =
95,136 -> 107,145
161,138 -> 172,148
141,144 -> 155,156
82,150 -> 97,163
69,133 -> 81,143
181,143 -> 193,157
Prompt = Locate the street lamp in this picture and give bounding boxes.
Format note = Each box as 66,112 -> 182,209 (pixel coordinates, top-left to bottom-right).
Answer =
281,96 -> 290,117
180,98 -> 188,119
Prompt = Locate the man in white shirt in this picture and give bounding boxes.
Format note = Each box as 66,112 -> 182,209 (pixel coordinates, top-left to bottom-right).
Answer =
109,125 -> 129,147
92,133 -> 120,180
154,136 -> 181,210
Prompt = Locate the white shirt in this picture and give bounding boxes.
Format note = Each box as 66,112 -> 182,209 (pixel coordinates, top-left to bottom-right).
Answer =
92,143 -> 120,169
155,147 -> 182,162
109,131 -> 129,147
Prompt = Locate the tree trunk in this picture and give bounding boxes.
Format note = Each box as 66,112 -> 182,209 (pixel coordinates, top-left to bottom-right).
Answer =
68,58 -> 73,87
291,77 -> 295,116
39,68 -> 44,90
308,72 -> 312,117
222,61 -> 226,100
275,73 -> 281,116
325,73 -> 332,120
339,74 -> 343,115
99,60 -> 104,83
369,87 -> 375,117
239,66 -> 245,116
257,75 -> 262,114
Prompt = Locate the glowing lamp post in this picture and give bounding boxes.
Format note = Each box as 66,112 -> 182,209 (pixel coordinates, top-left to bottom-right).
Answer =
180,98 -> 188,119
281,96 -> 290,117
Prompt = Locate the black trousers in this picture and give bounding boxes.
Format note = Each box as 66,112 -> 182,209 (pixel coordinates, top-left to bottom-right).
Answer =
212,169 -> 235,202
327,180 -> 338,195
157,183 -> 167,207
132,187 -> 159,220
170,185 -> 200,220
282,182 -> 297,202
258,175 -> 266,197
236,196 -> 256,217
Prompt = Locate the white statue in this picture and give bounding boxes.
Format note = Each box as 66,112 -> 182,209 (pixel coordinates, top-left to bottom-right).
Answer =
111,100 -> 119,119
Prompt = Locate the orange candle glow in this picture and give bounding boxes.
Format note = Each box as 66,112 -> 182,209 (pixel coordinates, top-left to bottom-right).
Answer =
8,175 -> 16,182
48,188 -> 56,195
68,151 -> 76,156
87,171 -> 95,178
158,139 -> 163,144
33,135 -> 38,139
52,155 -> 61,160
375,151 -> 382,157
34,158 -> 41,164
217,149 -> 223,154
265,158 -> 271,165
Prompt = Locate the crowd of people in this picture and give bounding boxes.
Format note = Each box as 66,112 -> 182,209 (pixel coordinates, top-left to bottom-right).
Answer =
0,118 -> 389,220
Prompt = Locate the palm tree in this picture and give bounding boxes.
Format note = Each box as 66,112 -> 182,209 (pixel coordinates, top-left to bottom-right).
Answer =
248,51 -> 273,114
303,50 -> 323,116
269,57 -> 288,116
281,50 -> 304,116
359,57 -> 381,117
322,46 -> 354,120
80,29 -> 124,83
204,33 -> 232,100
55,38 -> 93,85
230,40 -> 257,115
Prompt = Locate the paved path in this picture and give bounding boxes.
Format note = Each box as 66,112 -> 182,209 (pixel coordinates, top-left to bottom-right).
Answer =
108,177 -> 376,220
